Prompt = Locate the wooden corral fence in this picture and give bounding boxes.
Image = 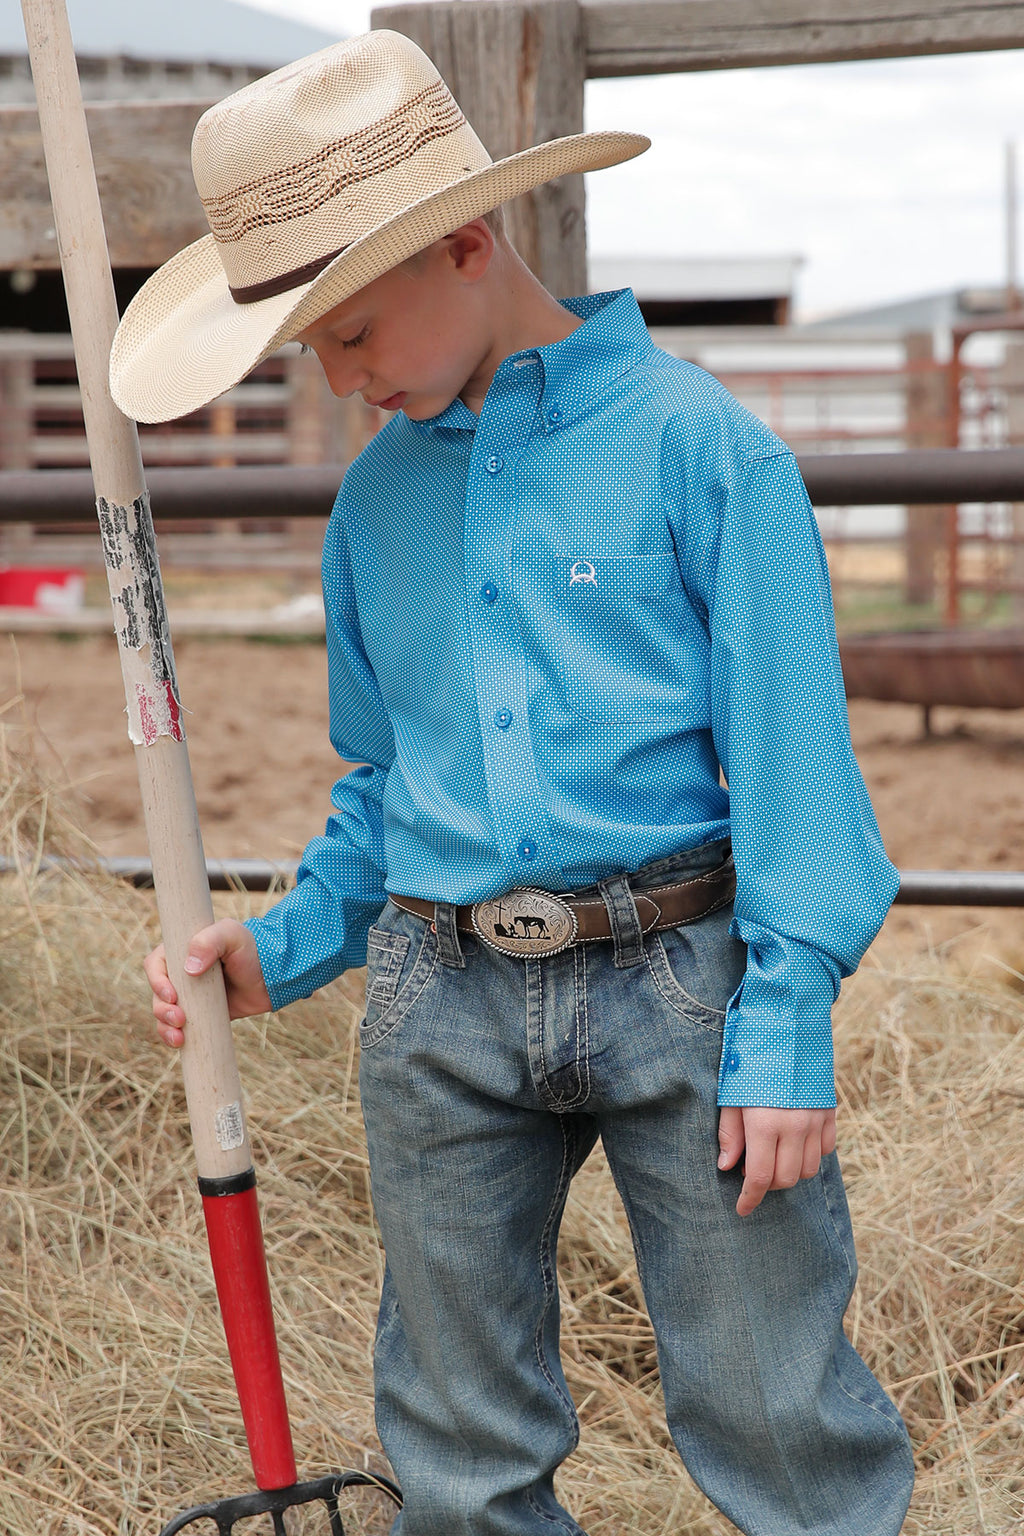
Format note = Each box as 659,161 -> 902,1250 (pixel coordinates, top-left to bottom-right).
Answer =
370,1 -> 1024,298
7,2 -> 1024,299
0,332 -> 381,471
0,333 -> 384,563
5,0 -> 1024,599
2,323 -> 1022,614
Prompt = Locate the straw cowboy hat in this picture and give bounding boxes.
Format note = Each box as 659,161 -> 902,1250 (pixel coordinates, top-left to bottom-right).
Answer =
108,29 -> 649,424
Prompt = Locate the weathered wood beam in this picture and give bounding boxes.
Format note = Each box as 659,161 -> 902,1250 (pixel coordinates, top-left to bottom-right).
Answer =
582,0 -> 1024,78
372,2 -> 587,297
1,100 -> 211,269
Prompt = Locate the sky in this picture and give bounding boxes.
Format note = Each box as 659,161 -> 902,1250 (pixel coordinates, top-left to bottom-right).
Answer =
243,0 -> 1024,320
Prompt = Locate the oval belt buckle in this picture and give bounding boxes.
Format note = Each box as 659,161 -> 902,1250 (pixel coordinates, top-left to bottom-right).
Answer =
471,888 -> 578,957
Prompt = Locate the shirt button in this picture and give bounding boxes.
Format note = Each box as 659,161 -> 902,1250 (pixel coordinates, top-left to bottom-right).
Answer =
517,838 -> 537,861
494,709 -> 513,730
485,455 -> 504,473
546,406 -> 563,426
725,1050 -> 741,1073
480,582 -> 499,603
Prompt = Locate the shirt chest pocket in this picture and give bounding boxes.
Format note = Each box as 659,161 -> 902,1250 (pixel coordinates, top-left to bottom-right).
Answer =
512,552 -> 694,723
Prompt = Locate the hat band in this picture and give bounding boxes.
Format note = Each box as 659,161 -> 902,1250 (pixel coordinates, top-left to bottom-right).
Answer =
229,244 -> 349,304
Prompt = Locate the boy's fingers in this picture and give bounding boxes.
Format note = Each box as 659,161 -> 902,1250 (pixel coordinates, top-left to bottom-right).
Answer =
736,1156 -> 775,1216
143,942 -> 177,1005
181,920 -> 240,977
768,1110 -> 819,1188
146,926 -> 234,1048
800,1137 -> 824,1181
771,1136 -> 807,1190
735,1127 -> 778,1216
156,1019 -> 185,1049
732,1109 -> 837,1214
717,1105 -> 746,1170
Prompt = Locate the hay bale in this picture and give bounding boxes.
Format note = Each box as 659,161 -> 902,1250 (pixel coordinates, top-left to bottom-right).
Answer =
0,726 -> 1022,1535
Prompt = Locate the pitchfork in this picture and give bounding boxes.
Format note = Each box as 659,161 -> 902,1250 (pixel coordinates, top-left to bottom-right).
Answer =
20,3 -> 401,1531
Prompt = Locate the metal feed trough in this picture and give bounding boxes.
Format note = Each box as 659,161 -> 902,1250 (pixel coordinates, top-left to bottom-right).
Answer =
839,629 -> 1024,711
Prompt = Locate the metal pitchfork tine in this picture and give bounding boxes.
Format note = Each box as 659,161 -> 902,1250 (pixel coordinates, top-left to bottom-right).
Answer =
21,4 -> 403,1532
159,1472 -> 403,1536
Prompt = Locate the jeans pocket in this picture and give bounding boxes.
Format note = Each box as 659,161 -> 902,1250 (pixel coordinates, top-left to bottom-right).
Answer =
361,907 -> 438,1049
645,901 -> 746,1027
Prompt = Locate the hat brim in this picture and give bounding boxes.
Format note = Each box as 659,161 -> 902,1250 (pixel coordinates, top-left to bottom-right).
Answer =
109,130 -> 649,424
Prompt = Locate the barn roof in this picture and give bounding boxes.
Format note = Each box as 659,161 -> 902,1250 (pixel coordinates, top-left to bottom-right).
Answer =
589,254 -> 803,303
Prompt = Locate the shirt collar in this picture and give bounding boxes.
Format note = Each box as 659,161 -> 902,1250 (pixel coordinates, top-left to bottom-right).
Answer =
410,288 -> 655,438
415,394 -> 479,435
527,288 -> 656,430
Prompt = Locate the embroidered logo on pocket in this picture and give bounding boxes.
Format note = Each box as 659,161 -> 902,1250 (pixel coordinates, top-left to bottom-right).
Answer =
569,560 -> 598,587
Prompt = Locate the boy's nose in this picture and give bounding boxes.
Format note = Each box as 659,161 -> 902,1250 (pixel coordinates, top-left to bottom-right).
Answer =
323,362 -> 371,399
311,347 -> 370,400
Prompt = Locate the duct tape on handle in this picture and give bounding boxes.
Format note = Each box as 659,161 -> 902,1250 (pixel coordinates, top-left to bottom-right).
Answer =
97,492 -> 184,747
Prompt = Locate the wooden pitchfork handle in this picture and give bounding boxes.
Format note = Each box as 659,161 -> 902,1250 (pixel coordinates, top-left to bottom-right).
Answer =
21,0 -> 298,1494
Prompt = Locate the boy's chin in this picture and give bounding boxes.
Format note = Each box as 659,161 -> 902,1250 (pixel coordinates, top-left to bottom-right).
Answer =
402,392 -> 455,422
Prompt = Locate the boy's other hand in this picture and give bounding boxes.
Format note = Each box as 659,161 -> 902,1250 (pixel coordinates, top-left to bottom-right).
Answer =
144,920 -> 271,1048
717,1106 -> 837,1217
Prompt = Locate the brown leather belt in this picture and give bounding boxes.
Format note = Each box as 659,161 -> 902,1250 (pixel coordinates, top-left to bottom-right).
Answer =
389,859 -> 736,959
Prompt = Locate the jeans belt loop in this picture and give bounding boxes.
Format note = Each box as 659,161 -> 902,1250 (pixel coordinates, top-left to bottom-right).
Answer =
598,873 -> 645,969
433,900 -> 466,969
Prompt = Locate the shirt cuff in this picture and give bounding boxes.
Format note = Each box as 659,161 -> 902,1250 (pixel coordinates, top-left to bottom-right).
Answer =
244,880 -> 387,1012
716,1005 -> 836,1108
243,913 -> 336,1012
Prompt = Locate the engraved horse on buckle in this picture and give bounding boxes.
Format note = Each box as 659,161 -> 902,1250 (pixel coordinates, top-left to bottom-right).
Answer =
471,889 -> 577,957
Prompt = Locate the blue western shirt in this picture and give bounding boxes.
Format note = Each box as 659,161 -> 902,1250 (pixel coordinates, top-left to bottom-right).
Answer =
247,289 -> 897,1108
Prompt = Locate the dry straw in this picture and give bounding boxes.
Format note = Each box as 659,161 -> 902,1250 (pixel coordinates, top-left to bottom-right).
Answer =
1,715 -> 1022,1535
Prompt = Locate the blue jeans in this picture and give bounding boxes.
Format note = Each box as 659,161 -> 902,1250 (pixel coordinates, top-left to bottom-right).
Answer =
358,841 -> 914,1536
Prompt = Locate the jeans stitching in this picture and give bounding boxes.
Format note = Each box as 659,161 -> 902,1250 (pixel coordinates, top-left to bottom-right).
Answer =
359,925 -> 439,1048
643,936 -> 727,1029
524,1488 -> 585,1534
528,959 -> 560,1112
531,958 -> 556,1108
529,958 -> 587,1113
366,933 -> 409,1009
576,944 -> 591,1105
531,1116 -> 581,1436
547,945 -> 589,1111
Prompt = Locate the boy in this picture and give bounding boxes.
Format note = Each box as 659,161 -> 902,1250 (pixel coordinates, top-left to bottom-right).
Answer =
121,30 -> 915,1536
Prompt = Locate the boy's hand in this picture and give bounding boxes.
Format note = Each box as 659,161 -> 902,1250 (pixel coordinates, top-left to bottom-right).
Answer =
717,1106 -> 837,1217
144,920 -> 271,1048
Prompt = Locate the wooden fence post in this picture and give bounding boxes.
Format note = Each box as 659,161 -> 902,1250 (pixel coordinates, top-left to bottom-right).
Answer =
0,339 -> 36,555
372,0 -> 587,298
0,347 -> 33,473
286,348 -> 335,559
903,331 -> 950,606
998,339 -> 1024,622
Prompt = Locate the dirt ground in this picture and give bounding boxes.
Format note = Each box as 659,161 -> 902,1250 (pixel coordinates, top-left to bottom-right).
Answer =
2,630 -> 1022,976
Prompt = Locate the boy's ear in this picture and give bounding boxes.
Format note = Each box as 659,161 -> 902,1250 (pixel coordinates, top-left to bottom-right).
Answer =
441,219 -> 495,282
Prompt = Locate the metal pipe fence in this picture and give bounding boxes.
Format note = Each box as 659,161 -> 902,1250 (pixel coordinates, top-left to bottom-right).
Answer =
3,857 -> 1024,905
5,447 -> 1024,521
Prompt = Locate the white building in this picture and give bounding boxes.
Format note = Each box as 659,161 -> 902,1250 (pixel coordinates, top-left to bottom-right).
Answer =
590,254 -> 803,327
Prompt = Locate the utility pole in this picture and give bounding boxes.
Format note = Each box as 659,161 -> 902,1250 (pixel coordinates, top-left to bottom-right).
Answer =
1007,140 -> 1019,312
